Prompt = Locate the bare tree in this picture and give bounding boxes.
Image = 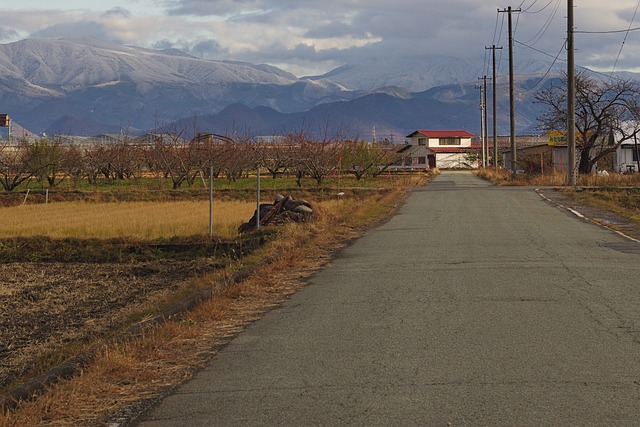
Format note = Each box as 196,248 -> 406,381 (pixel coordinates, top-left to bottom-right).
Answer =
83,143 -> 113,183
251,136 -> 295,179
293,132 -> 342,185
105,136 -> 146,181
340,138 -> 399,180
0,139 -> 61,191
28,138 -> 65,188
536,71 -> 640,173
223,137 -> 255,182
60,144 -> 85,188
190,132 -> 235,183
0,139 -> 35,191
148,123 -> 201,189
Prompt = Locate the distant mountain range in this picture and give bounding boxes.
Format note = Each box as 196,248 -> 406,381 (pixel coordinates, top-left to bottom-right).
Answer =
0,38 -> 633,140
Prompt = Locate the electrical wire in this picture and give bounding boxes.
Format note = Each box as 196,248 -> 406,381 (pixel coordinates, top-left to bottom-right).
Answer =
496,11 -> 506,74
611,0 -> 640,74
486,9 -> 504,77
514,39 -> 566,91
576,27 -> 640,34
522,0 -> 555,14
521,0 -> 561,46
514,38 -> 627,82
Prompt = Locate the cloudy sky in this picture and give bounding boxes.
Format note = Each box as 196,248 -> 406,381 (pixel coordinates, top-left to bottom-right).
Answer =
1,0 -> 639,77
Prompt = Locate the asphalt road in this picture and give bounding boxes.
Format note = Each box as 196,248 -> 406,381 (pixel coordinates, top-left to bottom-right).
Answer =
136,171 -> 640,426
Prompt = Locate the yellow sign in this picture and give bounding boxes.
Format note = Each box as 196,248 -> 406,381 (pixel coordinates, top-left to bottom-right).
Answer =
548,131 -> 567,146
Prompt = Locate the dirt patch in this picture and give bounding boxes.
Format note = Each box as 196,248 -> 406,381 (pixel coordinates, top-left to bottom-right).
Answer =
0,259 -> 223,390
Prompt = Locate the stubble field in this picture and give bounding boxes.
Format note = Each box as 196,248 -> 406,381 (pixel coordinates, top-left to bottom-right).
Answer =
0,198 -> 256,391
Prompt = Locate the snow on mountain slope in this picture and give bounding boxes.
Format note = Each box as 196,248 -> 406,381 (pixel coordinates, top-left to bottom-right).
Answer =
306,56 -> 485,92
0,38 -> 359,133
0,38 -> 301,90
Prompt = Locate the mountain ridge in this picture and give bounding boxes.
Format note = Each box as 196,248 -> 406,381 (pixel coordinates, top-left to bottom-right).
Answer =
1,37 -> 634,139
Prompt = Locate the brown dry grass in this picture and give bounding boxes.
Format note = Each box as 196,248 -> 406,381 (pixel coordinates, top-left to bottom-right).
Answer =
561,188 -> 640,221
0,187 -> 410,426
0,200 -> 256,239
476,167 -> 640,187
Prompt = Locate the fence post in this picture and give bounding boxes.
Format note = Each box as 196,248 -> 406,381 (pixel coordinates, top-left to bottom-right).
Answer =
256,167 -> 261,231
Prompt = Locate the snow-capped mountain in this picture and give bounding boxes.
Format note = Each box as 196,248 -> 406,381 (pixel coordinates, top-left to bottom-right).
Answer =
305,56 -> 486,93
0,38 -> 356,134
1,37 -> 626,138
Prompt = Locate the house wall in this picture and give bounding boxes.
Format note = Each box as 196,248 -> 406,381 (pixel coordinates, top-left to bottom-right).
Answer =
502,145 -> 570,172
437,153 -> 477,169
617,145 -> 640,172
403,132 -> 476,169
400,145 -> 429,168
409,135 -> 472,148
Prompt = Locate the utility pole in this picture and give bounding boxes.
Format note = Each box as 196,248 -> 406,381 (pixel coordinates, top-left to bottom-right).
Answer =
499,6 -> 521,176
567,0 -> 576,185
486,45 -> 502,170
477,80 -> 486,167
483,75 -> 489,167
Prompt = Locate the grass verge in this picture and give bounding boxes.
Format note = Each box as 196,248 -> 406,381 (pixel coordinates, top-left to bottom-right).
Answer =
475,167 -> 640,188
474,168 -> 640,224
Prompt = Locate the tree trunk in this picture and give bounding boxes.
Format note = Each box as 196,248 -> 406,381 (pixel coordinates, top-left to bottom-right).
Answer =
578,148 -> 592,174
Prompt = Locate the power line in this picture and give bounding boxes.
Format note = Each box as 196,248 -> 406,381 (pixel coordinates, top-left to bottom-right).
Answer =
514,38 -> 630,81
496,10 -> 506,47
611,0 -> 640,74
492,9 -> 502,46
514,39 -> 562,61
576,27 -> 640,34
521,0 -> 561,46
514,39 -> 566,92
522,0 -> 556,14
494,10 -> 507,74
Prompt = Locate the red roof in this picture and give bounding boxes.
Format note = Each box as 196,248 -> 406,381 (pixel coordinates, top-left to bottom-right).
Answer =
426,147 -> 466,153
407,130 -> 475,138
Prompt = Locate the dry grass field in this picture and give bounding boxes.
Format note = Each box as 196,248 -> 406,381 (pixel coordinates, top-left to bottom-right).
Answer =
0,180 -> 423,425
0,199 -> 261,396
0,200 -> 256,239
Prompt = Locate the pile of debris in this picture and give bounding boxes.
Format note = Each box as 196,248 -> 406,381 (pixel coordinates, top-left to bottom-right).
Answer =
238,194 -> 314,233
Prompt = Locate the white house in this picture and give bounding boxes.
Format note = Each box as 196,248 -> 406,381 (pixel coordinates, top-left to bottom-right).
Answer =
611,124 -> 640,173
617,140 -> 640,173
398,130 -> 478,169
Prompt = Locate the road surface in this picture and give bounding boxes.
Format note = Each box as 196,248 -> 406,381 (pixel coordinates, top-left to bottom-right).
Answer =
137,171 -> 640,426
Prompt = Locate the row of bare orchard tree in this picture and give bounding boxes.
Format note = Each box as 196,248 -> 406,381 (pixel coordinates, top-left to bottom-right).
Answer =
0,131 -> 402,191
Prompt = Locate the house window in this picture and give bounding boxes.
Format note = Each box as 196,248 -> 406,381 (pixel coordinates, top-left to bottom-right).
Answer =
633,148 -> 639,162
418,138 -> 426,146
439,138 -> 461,146
417,156 -> 426,165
